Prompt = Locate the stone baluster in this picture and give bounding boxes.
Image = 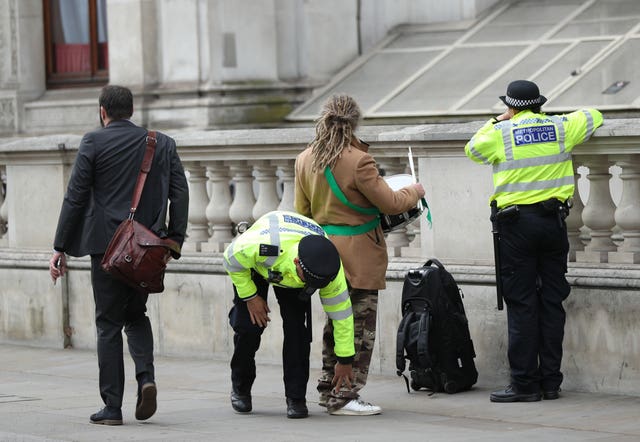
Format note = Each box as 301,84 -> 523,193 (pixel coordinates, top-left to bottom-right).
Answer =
575,156 -> 617,263
228,161 -> 256,230
182,163 -> 211,252
378,157 -> 410,257
201,162 -> 234,253
565,164 -> 585,262
252,161 -> 280,220
609,155 -> 640,264
274,160 -> 295,212
0,166 -> 6,243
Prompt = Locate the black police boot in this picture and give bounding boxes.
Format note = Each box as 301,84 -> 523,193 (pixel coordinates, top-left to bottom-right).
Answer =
286,398 -> 309,419
230,391 -> 252,413
490,385 -> 541,403
542,388 -> 561,400
89,406 -> 123,425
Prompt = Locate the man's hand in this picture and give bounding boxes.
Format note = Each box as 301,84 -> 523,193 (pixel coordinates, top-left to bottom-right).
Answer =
331,362 -> 355,391
49,252 -> 66,284
246,296 -> 271,328
412,183 -> 425,198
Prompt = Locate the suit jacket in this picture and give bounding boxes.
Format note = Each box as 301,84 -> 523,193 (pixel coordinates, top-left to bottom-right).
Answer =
294,138 -> 421,290
53,120 -> 189,258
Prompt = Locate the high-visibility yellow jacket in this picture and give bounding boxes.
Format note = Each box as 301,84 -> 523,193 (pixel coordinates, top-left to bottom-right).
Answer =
223,211 -> 355,359
465,109 -> 603,208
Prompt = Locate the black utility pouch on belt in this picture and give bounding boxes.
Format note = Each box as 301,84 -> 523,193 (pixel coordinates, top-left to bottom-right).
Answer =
541,198 -> 570,220
494,204 -> 519,223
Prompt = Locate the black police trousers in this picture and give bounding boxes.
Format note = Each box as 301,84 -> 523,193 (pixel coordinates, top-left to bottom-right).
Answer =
498,207 -> 570,393
228,273 -> 311,400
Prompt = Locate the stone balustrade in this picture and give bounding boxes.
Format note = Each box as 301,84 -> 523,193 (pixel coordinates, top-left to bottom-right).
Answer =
1,119 -> 640,395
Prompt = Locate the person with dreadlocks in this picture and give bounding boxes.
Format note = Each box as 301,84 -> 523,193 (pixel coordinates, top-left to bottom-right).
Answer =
294,94 -> 425,415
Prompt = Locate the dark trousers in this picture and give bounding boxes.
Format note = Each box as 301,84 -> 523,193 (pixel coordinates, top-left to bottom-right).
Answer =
90,255 -> 155,409
228,273 -> 311,400
498,210 -> 570,393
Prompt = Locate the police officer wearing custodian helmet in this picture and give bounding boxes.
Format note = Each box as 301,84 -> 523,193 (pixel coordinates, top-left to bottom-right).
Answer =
223,211 -> 355,418
465,80 -> 603,402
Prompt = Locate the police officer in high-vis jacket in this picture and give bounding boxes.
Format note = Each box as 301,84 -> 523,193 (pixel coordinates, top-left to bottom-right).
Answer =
465,80 -> 603,403
223,211 -> 355,418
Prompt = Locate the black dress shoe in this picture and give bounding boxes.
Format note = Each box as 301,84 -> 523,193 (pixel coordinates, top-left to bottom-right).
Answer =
543,389 -> 560,400
286,398 -> 309,419
89,406 -> 123,425
231,391 -> 252,413
135,382 -> 157,420
490,385 -> 541,403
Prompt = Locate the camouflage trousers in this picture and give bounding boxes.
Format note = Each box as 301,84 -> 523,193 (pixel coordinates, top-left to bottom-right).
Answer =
317,288 -> 378,412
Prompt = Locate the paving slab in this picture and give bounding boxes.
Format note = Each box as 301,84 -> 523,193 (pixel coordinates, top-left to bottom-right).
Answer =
1,344 -> 639,441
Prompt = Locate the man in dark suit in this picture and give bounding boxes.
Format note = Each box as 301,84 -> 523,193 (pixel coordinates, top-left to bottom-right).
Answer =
49,85 -> 189,425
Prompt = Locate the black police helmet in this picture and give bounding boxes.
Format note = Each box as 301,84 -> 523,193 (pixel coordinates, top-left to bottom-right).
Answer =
499,80 -> 547,110
297,235 -> 340,289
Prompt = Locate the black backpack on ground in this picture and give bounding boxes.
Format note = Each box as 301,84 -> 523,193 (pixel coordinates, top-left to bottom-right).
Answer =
396,258 -> 478,393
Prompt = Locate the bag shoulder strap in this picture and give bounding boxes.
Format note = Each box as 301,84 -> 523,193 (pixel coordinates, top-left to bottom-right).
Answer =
129,131 -> 157,218
324,167 -> 379,215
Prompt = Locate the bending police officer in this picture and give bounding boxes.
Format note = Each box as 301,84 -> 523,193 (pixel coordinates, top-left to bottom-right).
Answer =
223,211 -> 355,418
465,80 -> 603,403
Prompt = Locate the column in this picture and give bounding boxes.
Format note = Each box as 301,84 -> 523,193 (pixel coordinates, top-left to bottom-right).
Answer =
0,1 -> 46,132
228,161 -> 256,230
609,155 -> 640,263
201,161 -> 234,253
575,156 -> 617,263
274,160 -> 295,212
565,165 -> 585,262
107,0 -> 159,87
252,161 -> 280,220
183,163 -> 210,252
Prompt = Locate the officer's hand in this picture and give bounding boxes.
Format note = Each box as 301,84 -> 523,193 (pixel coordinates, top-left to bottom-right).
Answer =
331,362 -> 354,390
246,296 -> 271,328
496,109 -> 515,121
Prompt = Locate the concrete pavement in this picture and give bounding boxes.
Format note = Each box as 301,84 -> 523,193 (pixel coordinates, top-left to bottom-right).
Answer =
1,343 -> 640,441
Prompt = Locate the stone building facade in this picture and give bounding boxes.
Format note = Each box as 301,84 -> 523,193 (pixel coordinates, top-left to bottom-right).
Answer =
0,0 -> 498,136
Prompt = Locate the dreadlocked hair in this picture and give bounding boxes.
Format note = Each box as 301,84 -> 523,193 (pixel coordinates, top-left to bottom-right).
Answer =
309,94 -> 361,173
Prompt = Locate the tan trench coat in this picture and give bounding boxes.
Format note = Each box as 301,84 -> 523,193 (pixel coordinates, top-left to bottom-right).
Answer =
294,139 -> 421,290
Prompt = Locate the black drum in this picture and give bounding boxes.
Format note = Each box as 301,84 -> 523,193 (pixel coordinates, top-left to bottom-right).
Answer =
380,174 -> 423,233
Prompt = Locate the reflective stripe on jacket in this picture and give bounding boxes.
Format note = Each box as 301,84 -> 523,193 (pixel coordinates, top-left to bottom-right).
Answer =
465,109 -> 603,208
223,210 -> 355,358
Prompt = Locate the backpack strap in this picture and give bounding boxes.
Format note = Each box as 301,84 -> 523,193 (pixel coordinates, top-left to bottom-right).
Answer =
396,311 -> 415,375
396,311 -> 415,394
416,311 -> 432,368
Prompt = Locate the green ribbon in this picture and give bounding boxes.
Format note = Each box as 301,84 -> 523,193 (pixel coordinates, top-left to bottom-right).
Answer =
421,197 -> 432,228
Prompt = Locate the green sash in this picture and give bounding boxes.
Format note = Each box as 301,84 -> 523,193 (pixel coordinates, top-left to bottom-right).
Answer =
321,167 -> 380,236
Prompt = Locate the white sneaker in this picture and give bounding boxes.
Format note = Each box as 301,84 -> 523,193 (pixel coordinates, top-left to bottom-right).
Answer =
329,398 -> 382,416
